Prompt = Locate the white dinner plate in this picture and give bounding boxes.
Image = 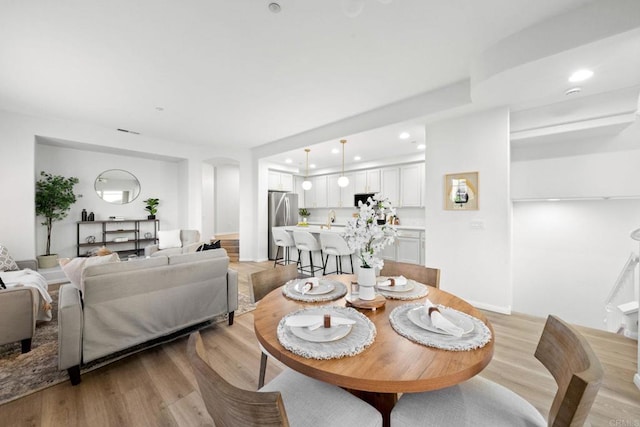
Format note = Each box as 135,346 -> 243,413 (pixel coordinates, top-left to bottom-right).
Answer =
294,280 -> 335,295
407,307 -> 474,336
377,277 -> 415,292
290,323 -> 353,342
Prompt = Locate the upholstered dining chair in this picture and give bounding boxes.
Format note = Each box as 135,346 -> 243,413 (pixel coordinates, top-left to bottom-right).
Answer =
319,232 -> 355,275
249,264 -> 299,388
187,332 -> 382,427
390,315 -> 603,427
380,260 -> 440,288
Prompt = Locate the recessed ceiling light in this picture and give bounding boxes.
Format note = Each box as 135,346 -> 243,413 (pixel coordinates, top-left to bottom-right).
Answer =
331,148 -> 340,154
310,164 -> 316,169
568,69 -> 593,83
268,2 -> 281,13
565,87 -> 581,96
417,144 -> 426,150
354,156 -> 361,161
285,158 -> 292,164
399,132 -> 410,139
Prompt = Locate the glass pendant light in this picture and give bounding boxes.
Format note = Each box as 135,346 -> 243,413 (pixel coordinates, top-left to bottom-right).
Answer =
337,139 -> 349,187
302,148 -> 312,190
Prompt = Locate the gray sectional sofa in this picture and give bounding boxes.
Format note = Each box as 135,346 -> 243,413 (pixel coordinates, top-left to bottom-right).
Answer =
58,248 -> 238,384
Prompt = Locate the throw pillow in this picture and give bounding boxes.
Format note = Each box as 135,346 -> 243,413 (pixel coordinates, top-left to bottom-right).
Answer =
158,229 -> 182,250
0,245 -> 19,272
197,240 -> 221,251
60,253 -> 120,290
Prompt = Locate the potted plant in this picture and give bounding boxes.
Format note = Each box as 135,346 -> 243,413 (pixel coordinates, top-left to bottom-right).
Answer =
35,171 -> 79,268
343,194 -> 397,300
298,208 -> 311,225
143,198 -> 160,219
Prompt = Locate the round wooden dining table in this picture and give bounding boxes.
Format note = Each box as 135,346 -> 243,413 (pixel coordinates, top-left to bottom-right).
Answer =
253,274 -> 494,427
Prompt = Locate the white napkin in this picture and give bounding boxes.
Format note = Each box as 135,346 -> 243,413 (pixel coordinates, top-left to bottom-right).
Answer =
285,314 -> 355,328
298,277 -> 319,294
379,275 -> 408,287
424,299 -> 464,337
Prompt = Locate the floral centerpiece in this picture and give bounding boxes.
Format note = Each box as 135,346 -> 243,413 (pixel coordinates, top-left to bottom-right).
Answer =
343,194 -> 397,299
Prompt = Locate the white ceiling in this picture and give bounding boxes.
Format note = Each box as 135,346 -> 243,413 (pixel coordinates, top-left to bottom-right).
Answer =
1,0 -> 639,171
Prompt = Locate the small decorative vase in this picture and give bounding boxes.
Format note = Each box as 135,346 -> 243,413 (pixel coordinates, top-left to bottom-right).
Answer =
302,217 -> 307,224
357,266 -> 377,300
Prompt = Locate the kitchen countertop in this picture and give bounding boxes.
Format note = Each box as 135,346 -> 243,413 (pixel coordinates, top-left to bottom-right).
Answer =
279,223 -> 425,232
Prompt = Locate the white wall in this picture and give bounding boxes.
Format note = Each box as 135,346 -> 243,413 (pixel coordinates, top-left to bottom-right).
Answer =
513,199 -> 640,330
35,143 -> 179,258
214,165 -> 240,235
425,108 -> 512,313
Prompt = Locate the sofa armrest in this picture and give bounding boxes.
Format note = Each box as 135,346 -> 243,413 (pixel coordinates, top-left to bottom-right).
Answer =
16,259 -> 38,270
58,284 -> 84,370
227,268 -> 239,313
144,244 -> 160,257
0,287 -> 38,346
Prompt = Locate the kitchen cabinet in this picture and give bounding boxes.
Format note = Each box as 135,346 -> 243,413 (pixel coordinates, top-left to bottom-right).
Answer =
268,171 -> 293,192
381,167 -> 400,206
400,163 -> 424,207
327,173 -> 355,207
294,176 -> 307,208
396,229 -> 422,265
354,169 -> 381,194
311,175 -> 328,208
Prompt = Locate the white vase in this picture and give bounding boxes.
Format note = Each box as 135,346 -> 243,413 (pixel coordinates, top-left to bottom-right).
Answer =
357,266 -> 377,300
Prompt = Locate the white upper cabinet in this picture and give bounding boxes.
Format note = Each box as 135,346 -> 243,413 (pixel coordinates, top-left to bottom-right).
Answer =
294,176 -> 306,208
381,167 -> 400,206
268,171 -> 293,192
354,169 -> 381,194
327,174 -> 341,207
313,175 -> 328,208
400,163 -> 424,207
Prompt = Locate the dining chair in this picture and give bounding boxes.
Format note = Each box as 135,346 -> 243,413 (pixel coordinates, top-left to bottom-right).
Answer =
249,264 -> 299,388
292,230 -> 324,276
319,232 -> 355,275
380,260 -> 440,288
187,332 -> 383,427
390,315 -> 603,427
271,227 -> 296,268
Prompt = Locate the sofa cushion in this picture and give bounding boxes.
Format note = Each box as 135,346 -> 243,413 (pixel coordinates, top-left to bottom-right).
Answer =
60,253 -> 120,291
0,245 -> 19,272
83,255 -> 168,278
168,248 -> 228,265
158,230 -> 182,250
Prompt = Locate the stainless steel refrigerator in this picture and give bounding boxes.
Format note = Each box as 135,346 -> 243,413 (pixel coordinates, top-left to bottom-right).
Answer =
268,191 -> 298,260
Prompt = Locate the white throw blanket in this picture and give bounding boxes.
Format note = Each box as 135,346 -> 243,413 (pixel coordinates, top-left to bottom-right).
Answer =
1,268 -> 53,321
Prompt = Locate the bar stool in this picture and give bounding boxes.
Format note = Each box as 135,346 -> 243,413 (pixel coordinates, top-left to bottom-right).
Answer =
272,227 -> 296,268
319,232 -> 355,275
292,230 -> 324,276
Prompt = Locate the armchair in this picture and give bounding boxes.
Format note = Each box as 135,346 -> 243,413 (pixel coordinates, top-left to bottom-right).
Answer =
0,286 -> 38,353
144,229 -> 203,257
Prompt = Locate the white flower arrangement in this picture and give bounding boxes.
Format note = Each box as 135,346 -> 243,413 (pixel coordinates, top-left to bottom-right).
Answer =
343,194 -> 397,270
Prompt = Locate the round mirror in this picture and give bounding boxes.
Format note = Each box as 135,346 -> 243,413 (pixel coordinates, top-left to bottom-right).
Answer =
95,169 -> 141,204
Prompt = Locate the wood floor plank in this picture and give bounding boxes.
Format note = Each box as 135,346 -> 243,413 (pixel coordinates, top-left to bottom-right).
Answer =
0,260 -> 638,426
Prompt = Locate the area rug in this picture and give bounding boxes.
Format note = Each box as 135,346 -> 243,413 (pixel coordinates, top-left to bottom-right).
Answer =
0,289 -> 255,405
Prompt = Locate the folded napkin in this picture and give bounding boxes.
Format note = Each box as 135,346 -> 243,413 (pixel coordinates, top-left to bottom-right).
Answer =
379,275 -> 408,287
298,277 -> 319,294
424,299 -> 464,337
285,314 -> 355,328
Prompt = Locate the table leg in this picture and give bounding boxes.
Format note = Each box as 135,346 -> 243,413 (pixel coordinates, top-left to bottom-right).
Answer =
347,390 -> 397,427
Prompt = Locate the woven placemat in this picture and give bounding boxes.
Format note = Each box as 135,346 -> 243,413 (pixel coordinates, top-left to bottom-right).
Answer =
376,280 -> 429,300
282,278 -> 347,302
277,306 -> 376,360
389,303 -> 492,351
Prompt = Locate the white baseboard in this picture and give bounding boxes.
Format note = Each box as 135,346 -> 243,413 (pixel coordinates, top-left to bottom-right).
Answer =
467,299 -> 512,315
634,373 -> 640,391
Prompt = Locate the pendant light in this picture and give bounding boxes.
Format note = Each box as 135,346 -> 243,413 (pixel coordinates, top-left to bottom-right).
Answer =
337,139 -> 349,188
302,148 -> 313,191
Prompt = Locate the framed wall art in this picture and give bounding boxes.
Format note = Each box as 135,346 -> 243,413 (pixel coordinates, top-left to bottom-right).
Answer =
444,171 -> 478,210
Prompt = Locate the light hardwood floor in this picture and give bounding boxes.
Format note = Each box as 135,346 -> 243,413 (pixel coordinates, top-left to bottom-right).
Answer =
1,261 -> 638,426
